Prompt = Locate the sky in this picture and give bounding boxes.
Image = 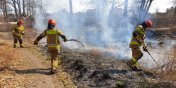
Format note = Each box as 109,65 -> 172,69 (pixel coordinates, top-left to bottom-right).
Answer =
44,0 -> 174,13
149,0 -> 173,13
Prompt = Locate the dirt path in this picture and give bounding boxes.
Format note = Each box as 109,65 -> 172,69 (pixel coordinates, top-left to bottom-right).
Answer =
15,48 -> 62,88
0,31 -> 75,88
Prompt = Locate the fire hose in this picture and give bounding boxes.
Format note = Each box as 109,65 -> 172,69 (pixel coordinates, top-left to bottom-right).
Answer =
38,39 -> 85,47
66,39 -> 85,47
146,50 -> 164,72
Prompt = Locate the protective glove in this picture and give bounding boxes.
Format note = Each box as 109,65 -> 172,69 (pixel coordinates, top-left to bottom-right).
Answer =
61,35 -> 67,42
143,46 -> 148,52
64,39 -> 67,42
33,40 -> 38,45
132,32 -> 137,37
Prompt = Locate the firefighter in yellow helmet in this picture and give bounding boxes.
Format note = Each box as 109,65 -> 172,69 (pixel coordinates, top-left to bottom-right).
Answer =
33,19 -> 67,74
13,20 -> 25,48
126,20 -> 152,71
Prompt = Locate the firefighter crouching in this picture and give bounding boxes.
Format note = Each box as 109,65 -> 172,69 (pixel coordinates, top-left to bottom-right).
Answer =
126,20 -> 152,71
13,20 -> 25,48
33,19 -> 67,74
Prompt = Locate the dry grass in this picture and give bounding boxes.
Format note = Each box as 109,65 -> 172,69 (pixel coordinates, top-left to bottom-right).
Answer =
0,40 -> 27,88
159,46 -> 176,81
0,22 -> 16,32
0,41 -> 21,68
88,49 -> 102,56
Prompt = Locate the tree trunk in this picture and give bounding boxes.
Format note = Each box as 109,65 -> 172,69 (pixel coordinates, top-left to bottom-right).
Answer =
145,0 -> 153,13
22,0 -> 25,15
26,0 -> 29,15
12,0 -> 18,19
2,0 -> 8,22
135,0 -> 153,22
69,0 -> 73,15
109,0 -> 115,15
17,0 -> 22,19
174,7 -> 176,23
143,0 -> 153,17
124,0 -> 128,16
30,0 -> 35,15
69,0 -> 73,28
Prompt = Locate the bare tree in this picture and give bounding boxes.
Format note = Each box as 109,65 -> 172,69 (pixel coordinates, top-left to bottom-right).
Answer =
69,0 -> 73,28
0,0 -> 8,21
172,0 -> 176,20
133,0 -> 153,22
17,0 -> 22,18
0,0 -> 43,22
24,0 -> 36,16
12,0 -> 18,19
22,0 -> 25,15
26,0 -> 30,15
109,0 -> 115,17
69,0 -> 73,15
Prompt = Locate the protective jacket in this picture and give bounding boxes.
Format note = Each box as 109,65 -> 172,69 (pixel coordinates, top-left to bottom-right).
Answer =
35,28 -> 66,50
130,25 -> 145,47
13,26 -> 24,37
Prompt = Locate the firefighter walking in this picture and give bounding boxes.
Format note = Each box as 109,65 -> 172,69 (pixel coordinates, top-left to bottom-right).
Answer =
13,20 -> 25,48
127,20 -> 152,71
33,19 -> 67,74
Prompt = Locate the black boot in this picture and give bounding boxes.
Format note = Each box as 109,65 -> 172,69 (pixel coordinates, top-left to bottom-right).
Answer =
20,44 -> 24,48
126,61 -> 135,70
48,69 -> 57,75
133,66 -> 142,71
14,44 -> 16,48
126,61 -> 142,71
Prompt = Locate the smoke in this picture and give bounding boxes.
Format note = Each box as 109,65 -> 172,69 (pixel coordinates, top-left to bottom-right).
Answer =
139,37 -> 176,69
33,0 -> 153,62
33,9 -> 46,32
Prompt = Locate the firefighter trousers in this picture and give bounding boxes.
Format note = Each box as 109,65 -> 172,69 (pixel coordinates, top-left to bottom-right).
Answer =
49,50 -> 61,71
128,44 -> 143,68
13,35 -> 23,46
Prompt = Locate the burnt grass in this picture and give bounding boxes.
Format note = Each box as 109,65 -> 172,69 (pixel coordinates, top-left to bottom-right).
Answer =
37,45 -> 176,88
59,48 -> 176,88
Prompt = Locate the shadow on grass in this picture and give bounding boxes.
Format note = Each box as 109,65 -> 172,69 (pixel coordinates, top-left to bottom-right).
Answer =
8,68 -> 51,75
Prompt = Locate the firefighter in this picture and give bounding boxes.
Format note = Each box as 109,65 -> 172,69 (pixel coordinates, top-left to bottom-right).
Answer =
33,19 -> 67,74
13,20 -> 25,48
126,20 -> 152,71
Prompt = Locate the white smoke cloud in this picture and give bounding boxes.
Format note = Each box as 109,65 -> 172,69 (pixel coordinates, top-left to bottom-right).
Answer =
34,0 -> 160,68
33,9 -> 46,32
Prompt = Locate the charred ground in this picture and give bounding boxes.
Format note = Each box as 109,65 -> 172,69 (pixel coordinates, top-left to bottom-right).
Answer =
36,40 -> 176,88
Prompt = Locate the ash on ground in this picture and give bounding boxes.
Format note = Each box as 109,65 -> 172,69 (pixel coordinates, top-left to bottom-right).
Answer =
58,48 -> 176,88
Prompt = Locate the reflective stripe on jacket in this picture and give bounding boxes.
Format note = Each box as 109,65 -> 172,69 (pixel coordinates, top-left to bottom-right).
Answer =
130,25 -> 145,47
41,28 -> 63,50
